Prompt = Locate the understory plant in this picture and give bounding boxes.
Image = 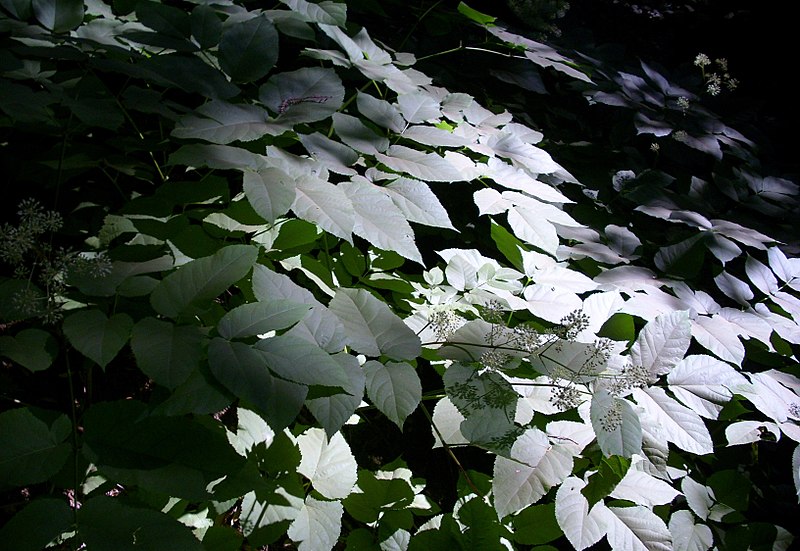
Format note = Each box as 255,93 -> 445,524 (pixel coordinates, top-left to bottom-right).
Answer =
0,0 -> 798,550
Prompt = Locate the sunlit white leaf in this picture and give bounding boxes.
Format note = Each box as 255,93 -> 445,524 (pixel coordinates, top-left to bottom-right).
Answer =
340,177 -> 422,264
610,469 -> 681,507
554,477 -> 608,550
706,234 -> 742,264
630,310 -> 691,377
431,396 -> 468,448
793,445 -> 800,503
523,284 -> 583,324
493,428 -> 574,518
484,157 -> 572,203
691,315 -> 745,366
375,145 -> 463,182
332,112 -> 389,155
474,188 -> 511,216
243,167 -> 295,223
633,387 -> 713,455
731,371 -> 800,424
291,173 -> 355,242
590,390 -> 642,457
711,219 -> 773,250
768,247 -> 800,290
383,177 -> 455,229
396,91 -> 441,123
667,355 -> 748,419
356,92 -> 405,132
603,504 -> 672,551
486,130 -> 560,175
725,420 -> 781,446
172,101 -> 275,144
745,255 -> 779,295
669,510 -> 713,551
298,132 -> 358,175
402,125 -> 471,148
297,428 -> 357,499
287,496 -> 343,551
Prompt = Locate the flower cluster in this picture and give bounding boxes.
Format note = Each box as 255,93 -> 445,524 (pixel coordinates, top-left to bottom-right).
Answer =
694,54 -> 738,96
598,399 -> 623,432
607,363 -> 649,396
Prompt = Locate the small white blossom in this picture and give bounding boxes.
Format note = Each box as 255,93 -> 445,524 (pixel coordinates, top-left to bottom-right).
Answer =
694,53 -> 711,67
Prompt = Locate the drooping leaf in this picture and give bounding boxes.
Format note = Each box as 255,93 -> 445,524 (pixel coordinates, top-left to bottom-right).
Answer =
63,309 -> 133,369
287,496 -> 343,551
630,309 -> 691,377
332,112 -> 389,154
356,92 -> 405,132
208,338 -> 307,430
666,355 -> 748,419
375,145 -> 463,182
218,13 -> 278,82
396,91 -> 441,124
0,407 -> 71,489
78,496 -> 204,551
218,300 -> 311,340
243,167 -> 296,223
297,427 -> 358,499
0,498 -> 73,551
364,360 -> 422,429
0,329 -> 58,372
383,177 -> 455,230
610,468 -> 681,507
328,287 -> 421,360
150,244 -> 258,319
130,317 -> 205,389
690,315 -> 745,366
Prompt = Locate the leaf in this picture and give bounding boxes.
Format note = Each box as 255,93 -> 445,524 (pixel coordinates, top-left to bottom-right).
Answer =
208,338 -> 307,430
169,144 -> 268,171
745,255 -> 779,295
63,310 -> 133,369
690,315 -> 745,366
306,352 -> 365,437
251,265 -> 348,352
725,420 -> 781,446
255,334 -> 350,388
130,317 -> 205,389
397,91 -> 441,123
603,505 -> 672,551
172,101 -> 274,144
581,455 -> 631,507
554,477 -> 608,551
383,177 -> 455,230
243,167 -> 295,223
493,428 -> 574,518
633,387 -> 713,455
364,360 -> 422,429
669,510 -> 714,551
32,0 -> 83,32
590,391 -> 642,457
299,132 -> 359,175
292,173 -> 355,242
287,496 -> 343,551
78,496 -> 203,551
431,397 -> 469,448
610,468 -> 681,507
793,444 -> 800,503
375,145 -> 463,182
507,205 -> 559,255
279,0 -> 347,26
260,67 -> 344,123
297,428 -> 358,499
457,1 -> 496,25
340,177 -> 422,264
228,407 -> 275,456
218,301 -> 311,340
190,4 -> 222,49
484,157 -> 572,203
218,13 -> 278,82
150,244 -> 258,319
0,329 -> 58,372
0,498 -> 73,551
630,310 -> 691,377
511,503 -> 563,545
523,284 -> 583,323
357,92 -> 405,132
667,355 -> 748,419
713,271 -> 754,306
332,112 -> 389,154
328,288 -> 421,360
0,407 -> 71,489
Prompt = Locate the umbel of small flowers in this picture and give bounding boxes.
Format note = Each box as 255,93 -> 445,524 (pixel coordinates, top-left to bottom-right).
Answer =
694,53 -> 738,96
0,198 -> 111,323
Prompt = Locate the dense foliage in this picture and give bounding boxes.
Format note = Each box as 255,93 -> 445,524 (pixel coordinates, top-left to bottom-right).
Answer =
1,0 -> 798,549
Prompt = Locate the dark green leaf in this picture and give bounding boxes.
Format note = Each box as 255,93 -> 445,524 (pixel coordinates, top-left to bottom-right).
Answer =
208,338 -> 307,430
130,317 -> 205,389
457,2 -> 496,25
135,0 -> 190,37
218,14 -> 278,83
150,244 -> 258,319
343,470 -> 414,523
218,300 -> 311,340
708,469 -> 750,512
0,328 -> 58,372
62,309 -> 133,369
0,0 -> 32,19
511,503 -> 562,545
0,498 -> 73,551
78,496 -> 203,551
191,4 -> 222,49
151,362 -> 233,416
255,334 -> 349,388
32,0 -> 84,32
581,455 -> 631,507
0,407 -> 71,489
